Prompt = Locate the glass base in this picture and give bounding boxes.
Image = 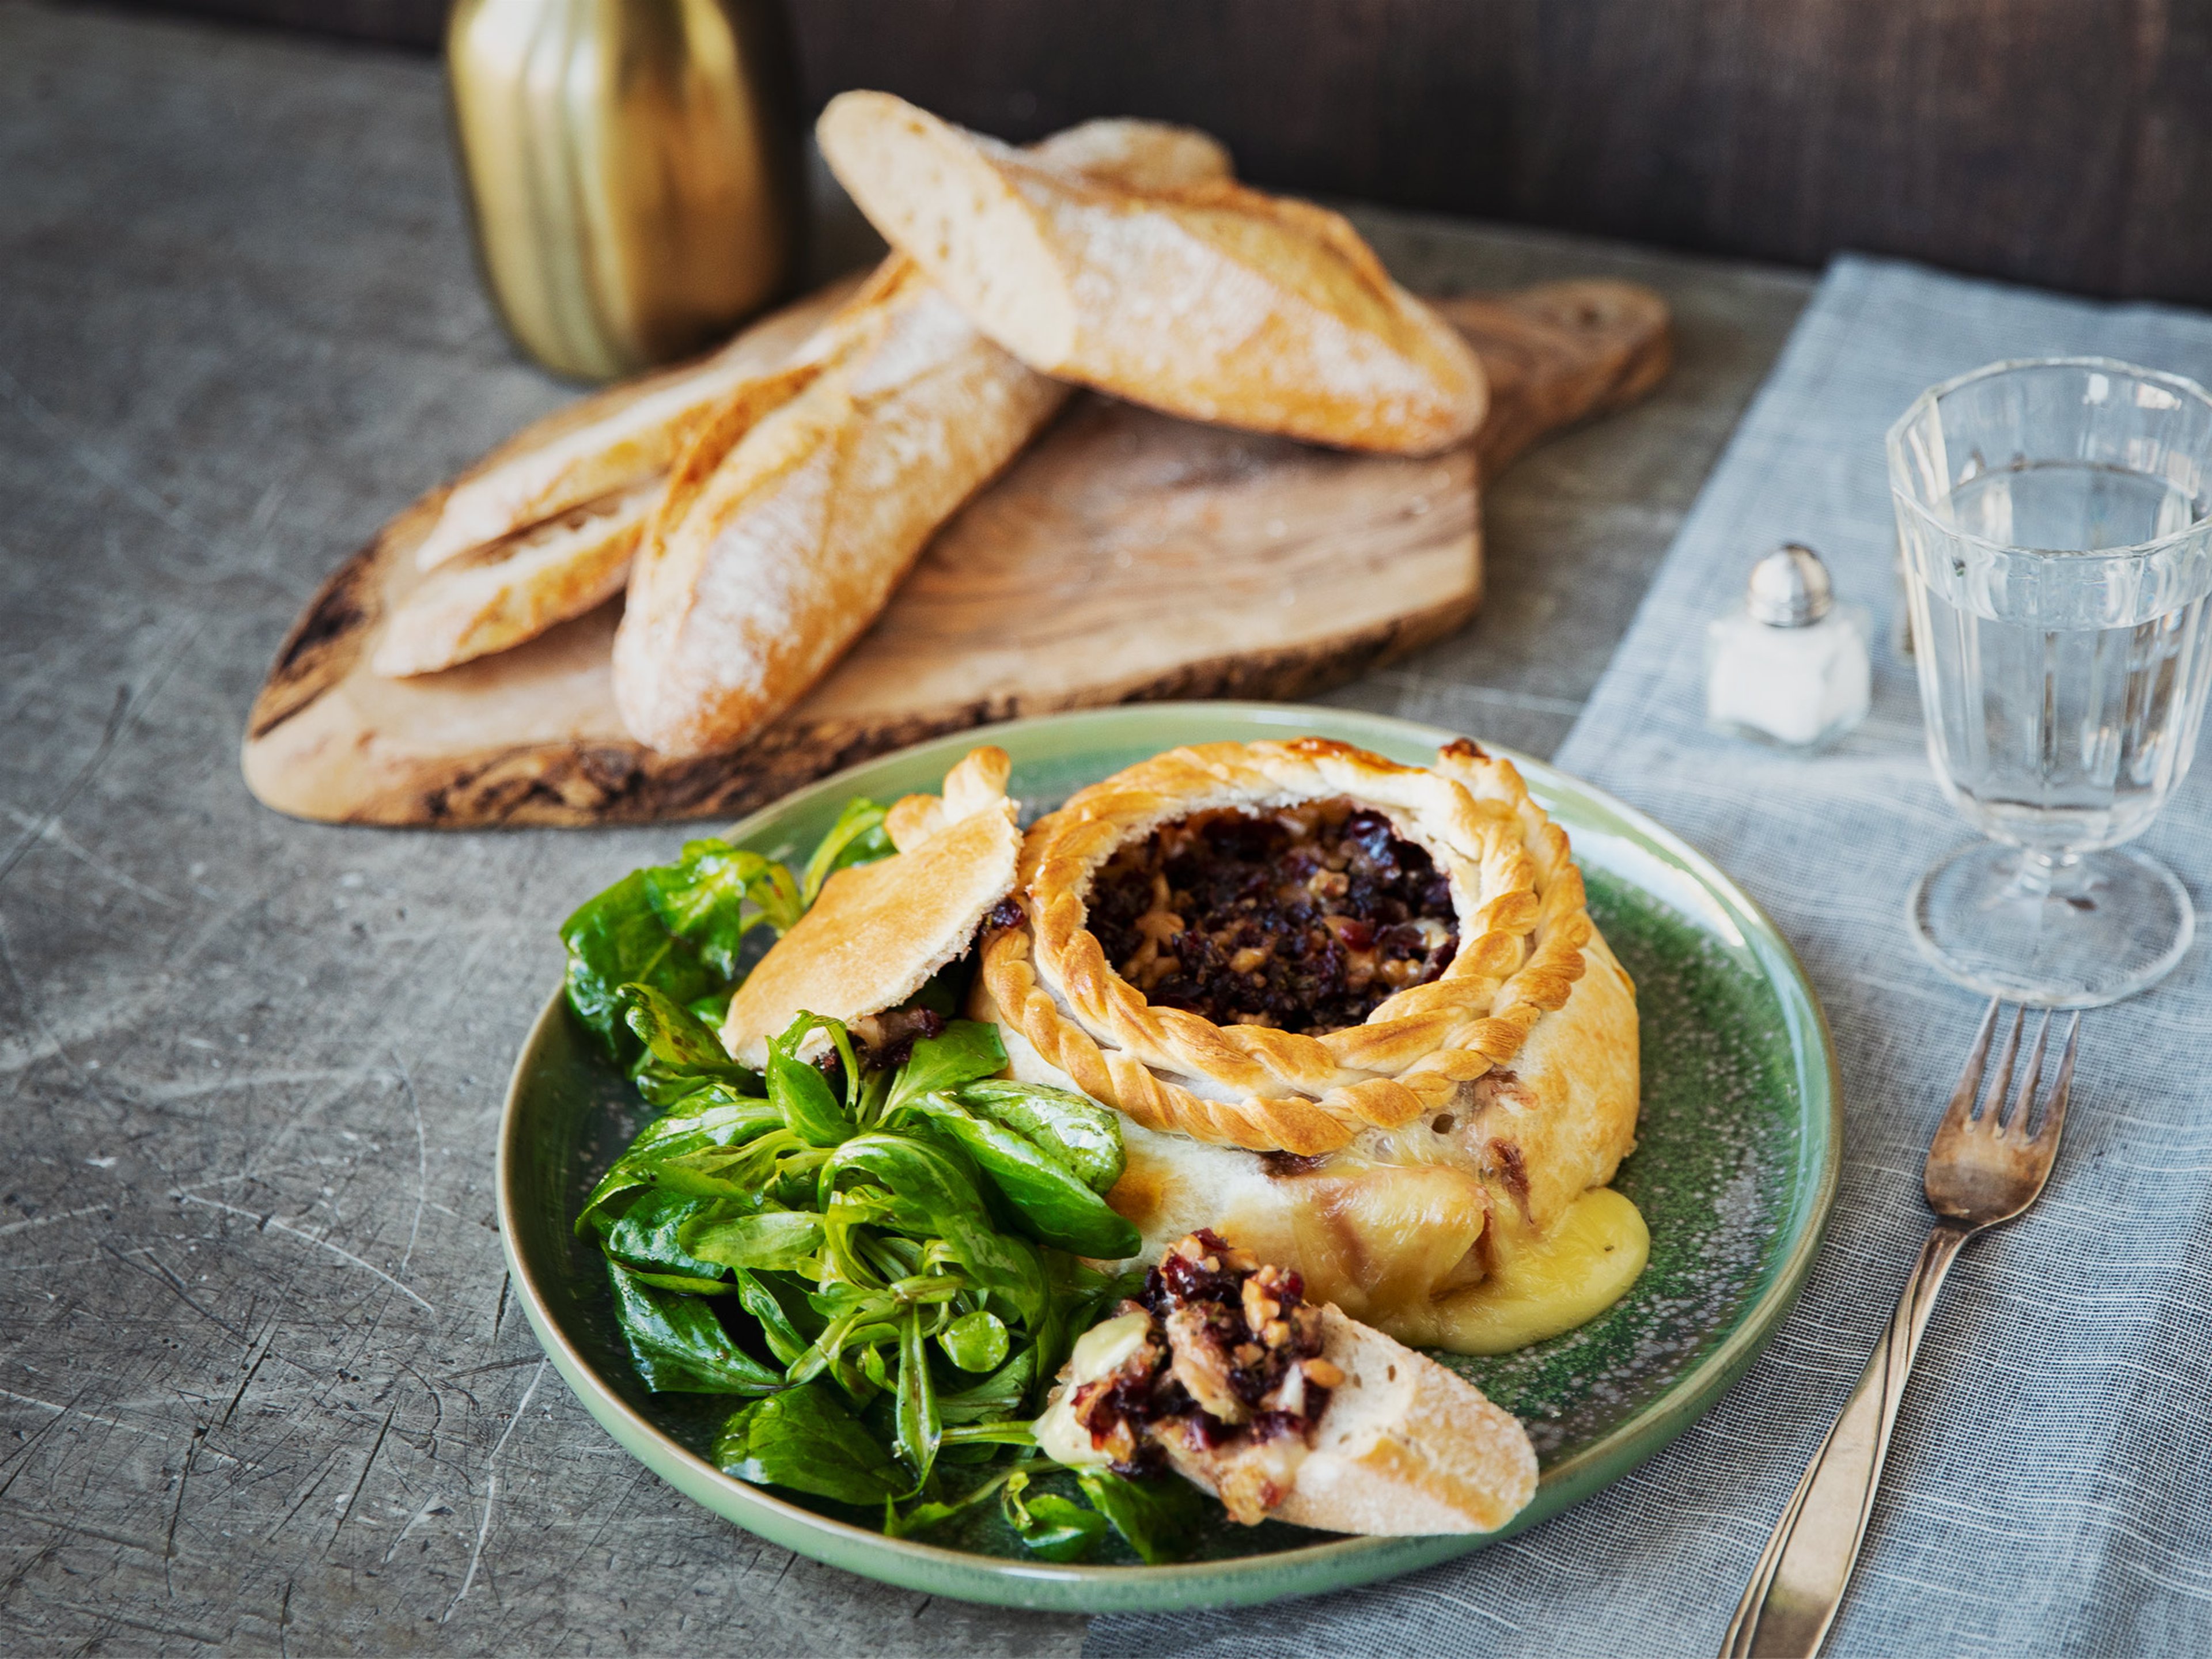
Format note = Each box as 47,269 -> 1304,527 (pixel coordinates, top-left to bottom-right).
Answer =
1908,841 -> 2194,1007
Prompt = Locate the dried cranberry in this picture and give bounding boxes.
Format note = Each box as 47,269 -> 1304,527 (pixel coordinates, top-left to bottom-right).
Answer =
1342,809 -> 1400,870
1109,1444 -> 1167,1479
1378,922 -> 1426,958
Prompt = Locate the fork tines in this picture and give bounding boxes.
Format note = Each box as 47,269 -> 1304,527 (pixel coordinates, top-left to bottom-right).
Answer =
1945,999 -> 2083,1144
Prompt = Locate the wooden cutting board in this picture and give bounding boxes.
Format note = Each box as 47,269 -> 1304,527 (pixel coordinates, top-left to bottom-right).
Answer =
243,280 -> 1668,828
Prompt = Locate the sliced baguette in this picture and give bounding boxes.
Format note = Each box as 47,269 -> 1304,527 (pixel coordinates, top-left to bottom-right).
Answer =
1267,1305 -> 1537,1535
818,91 -> 1487,456
391,115 -> 1232,685
611,269 -> 1069,756
412,116 -> 1229,577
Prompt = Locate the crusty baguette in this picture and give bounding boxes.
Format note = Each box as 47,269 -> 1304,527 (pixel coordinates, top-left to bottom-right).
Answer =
412,116 -> 1229,577
818,91 -> 1487,456
610,267 -> 1069,756
1168,1305 -> 1537,1536
411,280 -> 858,572
372,484 -> 655,676
610,122 -> 1234,757
392,115 -> 1232,682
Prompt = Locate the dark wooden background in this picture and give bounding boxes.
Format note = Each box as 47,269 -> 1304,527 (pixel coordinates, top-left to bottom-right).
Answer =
88,0 -> 2212,306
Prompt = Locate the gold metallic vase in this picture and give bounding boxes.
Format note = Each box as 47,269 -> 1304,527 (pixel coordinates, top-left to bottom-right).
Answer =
446,0 -> 800,381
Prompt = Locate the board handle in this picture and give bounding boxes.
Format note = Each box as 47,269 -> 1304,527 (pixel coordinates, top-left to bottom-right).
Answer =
1436,281 -> 1671,480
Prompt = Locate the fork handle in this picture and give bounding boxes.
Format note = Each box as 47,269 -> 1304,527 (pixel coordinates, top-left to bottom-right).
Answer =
1719,1222 -> 1972,1659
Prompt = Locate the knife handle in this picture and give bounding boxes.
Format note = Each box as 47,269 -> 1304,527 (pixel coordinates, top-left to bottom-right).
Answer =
1719,1223 -> 1971,1659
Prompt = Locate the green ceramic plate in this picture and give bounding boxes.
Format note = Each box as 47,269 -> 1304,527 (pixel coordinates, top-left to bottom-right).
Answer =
498,702 -> 1839,1614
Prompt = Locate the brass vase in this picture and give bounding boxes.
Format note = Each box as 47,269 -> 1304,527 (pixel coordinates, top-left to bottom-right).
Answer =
446,0 -> 801,381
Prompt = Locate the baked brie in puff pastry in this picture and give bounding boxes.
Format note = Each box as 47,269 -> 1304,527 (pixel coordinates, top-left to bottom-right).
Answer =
974,738 -> 1645,1354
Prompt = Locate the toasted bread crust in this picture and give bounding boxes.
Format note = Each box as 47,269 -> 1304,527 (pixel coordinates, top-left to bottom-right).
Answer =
609,283 -> 1069,757
721,747 -> 1018,1069
399,116 -> 1236,681
372,485 -> 657,677
412,282 -> 858,572
819,91 -> 1487,454
608,119 -> 1238,759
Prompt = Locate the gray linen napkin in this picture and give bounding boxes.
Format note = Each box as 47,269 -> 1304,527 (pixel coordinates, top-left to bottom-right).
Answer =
1091,256 -> 2212,1658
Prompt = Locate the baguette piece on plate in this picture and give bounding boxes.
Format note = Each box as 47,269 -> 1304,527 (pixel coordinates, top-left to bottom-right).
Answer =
611,122 -> 1233,757
1037,1230 -> 1537,1535
818,90 -> 1486,455
720,746 -> 1020,1069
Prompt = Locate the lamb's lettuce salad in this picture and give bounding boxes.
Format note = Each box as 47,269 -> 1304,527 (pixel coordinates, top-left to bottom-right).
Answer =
560,801 -> 1200,1561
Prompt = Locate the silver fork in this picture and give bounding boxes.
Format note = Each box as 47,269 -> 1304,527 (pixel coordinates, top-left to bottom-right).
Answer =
1720,1000 -> 2084,1659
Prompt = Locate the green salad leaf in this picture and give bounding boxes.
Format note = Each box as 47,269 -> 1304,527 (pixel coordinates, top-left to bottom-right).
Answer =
1075,1468 -> 1208,1565
730,1268 -> 818,1366
569,793 -> 1232,1557
684,1210 -> 824,1273
562,873 -> 717,1063
644,838 -> 801,979
576,1096 -> 783,1236
602,1189 -> 733,1281
939,1309 -> 1009,1373
715,1383 -> 908,1506
766,1013 -> 859,1147
906,1093 -> 1142,1259
881,1022 -> 1008,1118
953,1079 -> 1126,1195
935,1345 -> 1033,1425
605,1262 -> 782,1394
1004,1470 -> 1109,1562
800,798 -> 894,905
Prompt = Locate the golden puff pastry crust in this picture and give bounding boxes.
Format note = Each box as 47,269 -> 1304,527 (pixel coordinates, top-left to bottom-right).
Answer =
721,747 -> 1018,1069
977,737 -> 1597,1157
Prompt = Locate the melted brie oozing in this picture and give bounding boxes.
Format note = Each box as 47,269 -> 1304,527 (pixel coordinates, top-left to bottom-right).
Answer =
997,1006 -> 1646,1357
1101,1116 -> 1648,1355
1416,1185 -> 1649,1354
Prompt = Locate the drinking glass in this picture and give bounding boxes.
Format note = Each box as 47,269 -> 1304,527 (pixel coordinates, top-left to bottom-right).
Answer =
1889,357 -> 2212,1006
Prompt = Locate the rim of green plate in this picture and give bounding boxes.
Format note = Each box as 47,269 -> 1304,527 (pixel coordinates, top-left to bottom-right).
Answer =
497,702 -> 1842,1615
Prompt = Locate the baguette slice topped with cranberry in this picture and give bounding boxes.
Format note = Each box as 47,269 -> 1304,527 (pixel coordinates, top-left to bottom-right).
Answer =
1037,1230 -> 1538,1535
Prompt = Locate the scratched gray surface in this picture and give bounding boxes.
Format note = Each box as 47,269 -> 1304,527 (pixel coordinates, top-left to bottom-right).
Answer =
0,2 -> 1810,1652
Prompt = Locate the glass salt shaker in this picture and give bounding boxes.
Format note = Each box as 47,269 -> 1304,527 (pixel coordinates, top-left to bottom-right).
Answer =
1705,543 -> 1871,750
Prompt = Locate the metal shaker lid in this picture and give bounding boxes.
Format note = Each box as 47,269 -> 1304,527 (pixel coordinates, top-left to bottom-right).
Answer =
1746,543 -> 1835,627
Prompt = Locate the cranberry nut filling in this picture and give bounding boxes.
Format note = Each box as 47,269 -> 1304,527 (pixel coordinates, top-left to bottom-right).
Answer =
1086,801 -> 1460,1035
1040,1229 -> 1349,1525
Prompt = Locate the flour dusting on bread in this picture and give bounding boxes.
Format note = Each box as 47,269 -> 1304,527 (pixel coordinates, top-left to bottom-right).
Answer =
820,90 -> 1487,454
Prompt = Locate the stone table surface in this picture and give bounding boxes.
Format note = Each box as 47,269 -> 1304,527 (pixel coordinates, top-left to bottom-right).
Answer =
0,3 -> 1815,1652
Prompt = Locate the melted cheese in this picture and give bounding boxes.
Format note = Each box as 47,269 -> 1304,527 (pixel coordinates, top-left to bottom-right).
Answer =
994,983 -> 1646,1358
1424,1187 -> 1649,1354
1032,1310 -> 1151,1468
